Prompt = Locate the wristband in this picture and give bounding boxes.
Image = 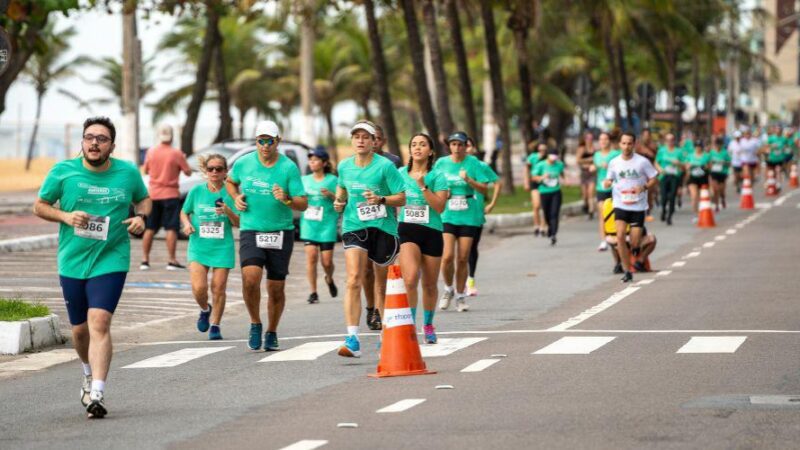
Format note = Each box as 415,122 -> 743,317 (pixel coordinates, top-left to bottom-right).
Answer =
135,213 -> 148,221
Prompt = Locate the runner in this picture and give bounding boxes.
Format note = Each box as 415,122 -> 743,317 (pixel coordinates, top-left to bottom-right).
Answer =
655,133 -> 684,225
685,140 -> 711,223
635,129 -> 658,221
763,126 -> 785,188
677,133 -> 694,209
577,132 -> 596,219
226,120 -> 308,352
465,136 -> 500,297
708,137 -> 731,211
180,154 -> 239,340
591,132 -> 621,251
525,142 -> 548,237
300,147 -> 339,304
397,133 -> 449,344
728,130 -> 744,192
33,117 -> 151,418
783,127 -> 797,177
436,131 -> 491,312
741,129 -> 760,181
603,132 -> 658,282
334,121 -> 406,357
531,148 -> 565,246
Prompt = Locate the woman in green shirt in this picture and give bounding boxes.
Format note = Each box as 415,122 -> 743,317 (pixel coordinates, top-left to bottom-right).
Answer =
708,137 -> 731,211
300,147 -> 339,305
398,133 -> 449,344
180,154 -> 240,340
531,148 -> 566,246
655,134 -> 683,225
684,140 -> 711,221
525,142 -> 548,237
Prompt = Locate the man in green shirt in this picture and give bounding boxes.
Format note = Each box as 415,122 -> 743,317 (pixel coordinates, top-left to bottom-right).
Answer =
227,120 -> 308,352
34,117 -> 151,419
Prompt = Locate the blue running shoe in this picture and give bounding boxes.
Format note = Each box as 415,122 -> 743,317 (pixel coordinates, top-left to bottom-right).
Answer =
264,331 -> 280,351
248,323 -> 263,350
337,335 -> 361,358
423,324 -> 437,344
197,306 -> 211,333
208,325 -> 222,340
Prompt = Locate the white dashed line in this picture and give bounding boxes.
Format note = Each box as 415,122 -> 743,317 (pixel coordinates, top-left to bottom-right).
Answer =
547,287 -> 640,331
703,242 -> 715,248
533,336 -> 616,355
656,270 -> 672,277
461,359 -> 501,373
635,279 -> 655,286
726,229 -> 737,235
672,261 -> 687,268
676,336 -> 747,354
714,235 -> 726,241
279,440 -> 328,450
684,252 -> 701,259
376,399 -> 426,413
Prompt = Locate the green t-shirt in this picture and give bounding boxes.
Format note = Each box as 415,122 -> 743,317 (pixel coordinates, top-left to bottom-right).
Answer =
593,149 -> 621,192
38,157 -> 149,279
229,152 -> 306,232
337,154 -> 406,236
656,147 -> 684,176
767,135 -> 786,163
434,155 -> 493,227
532,160 -> 564,194
398,167 -> 449,232
472,161 -> 498,226
526,152 -> 542,176
709,149 -> 731,175
182,184 -> 236,269
686,152 -> 711,177
299,173 -> 339,243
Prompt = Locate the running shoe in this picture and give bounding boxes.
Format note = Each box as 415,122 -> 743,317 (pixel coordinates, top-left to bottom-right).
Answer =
660,211 -> 666,222
248,323 -> 263,350
86,391 -> 107,419
550,236 -> 557,246
197,306 -> 211,333
338,335 -> 361,358
613,263 -> 624,274
423,324 -> 437,344
326,276 -> 338,298
597,241 -> 609,252
621,271 -> 633,283
208,325 -> 222,340
456,295 -> 470,312
139,261 -> 150,271
80,375 -> 92,407
307,292 -> 319,304
264,331 -> 280,351
633,261 -> 648,273
367,308 -> 382,330
439,289 -> 454,310
466,278 -> 478,297
534,229 -> 540,237
166,261 -> 187,271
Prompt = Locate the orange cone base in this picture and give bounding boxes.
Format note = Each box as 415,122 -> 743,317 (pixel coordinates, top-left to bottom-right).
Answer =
740,200 -> 754,209
369,368 -> 436,378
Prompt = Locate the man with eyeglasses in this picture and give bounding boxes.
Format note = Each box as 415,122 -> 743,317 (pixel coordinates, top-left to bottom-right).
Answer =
226,120 -> 308,351
34,116 -> 151,418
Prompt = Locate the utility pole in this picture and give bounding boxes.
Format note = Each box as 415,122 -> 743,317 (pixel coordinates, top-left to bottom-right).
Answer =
121,0 -> 141,164
725,13 -> 738,134
297,0 -> 316,147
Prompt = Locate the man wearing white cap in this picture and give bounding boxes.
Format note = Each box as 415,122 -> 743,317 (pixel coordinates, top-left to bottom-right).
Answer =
728,130 -> 744,192
226,120 -> 307,352
141,123 -> 192,271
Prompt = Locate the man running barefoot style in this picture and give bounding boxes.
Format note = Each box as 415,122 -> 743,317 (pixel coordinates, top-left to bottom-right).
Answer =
34,117 -> 151,418
226,120 -> 308,351
603,132 -> 658,283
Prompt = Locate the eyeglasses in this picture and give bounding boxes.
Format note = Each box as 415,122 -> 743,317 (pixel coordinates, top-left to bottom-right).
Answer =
206,166 -> 226,173
257,137 -> 276,146
83,134 -> 112,144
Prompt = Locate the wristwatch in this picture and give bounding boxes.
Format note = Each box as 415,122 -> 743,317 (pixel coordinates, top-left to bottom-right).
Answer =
379,196 -> 387,205
420,185 -> 429,192
283,197 -> 292,206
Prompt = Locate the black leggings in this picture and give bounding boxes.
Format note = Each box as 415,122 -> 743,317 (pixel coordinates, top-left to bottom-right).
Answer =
660,175 -> 680,220
468,226 -> 483,278
540,191 -> 562,237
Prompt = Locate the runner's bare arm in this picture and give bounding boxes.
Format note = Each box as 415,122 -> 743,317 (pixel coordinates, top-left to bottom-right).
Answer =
123,197 -> 151,234
524,164 -> 532,191
381,191 -> 406,207
180,210 -> 195,235
223,205 -> 240,227
486,180 -> 502,213
286,195 -> 308,212
464,177 -> 489,196
226,179 -> 247,211
333,186 -> 347,212
33,198 -> 88,228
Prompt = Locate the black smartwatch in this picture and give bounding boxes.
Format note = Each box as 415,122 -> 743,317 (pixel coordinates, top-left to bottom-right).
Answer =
379,196 -> 387,205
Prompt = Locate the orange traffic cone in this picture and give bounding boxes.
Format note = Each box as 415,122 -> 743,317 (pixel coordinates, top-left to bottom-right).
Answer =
697,185 -> 715,228
629,254 -> 651,273
740,176 -> 754,209
369,265 -> 435,378
765,170 -> 779,196
790,164 -> 799,188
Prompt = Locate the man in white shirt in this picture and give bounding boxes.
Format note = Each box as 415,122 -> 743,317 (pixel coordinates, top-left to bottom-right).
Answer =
741,129 -> 761,181
603,132 -> 659,283
728,131 -> 743,191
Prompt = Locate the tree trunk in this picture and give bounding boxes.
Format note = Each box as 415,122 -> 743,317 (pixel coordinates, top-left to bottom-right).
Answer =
24,92 -> 43,171
421,0 -> 454,135
443,0 -> 479,146
601,16 -> 622,129
509,8 -> 533,146
364,0 -> 401,158
181,0 -> 218,155
298,0 -> 316,147
480,2 -> 514,194
0,14 -> 51,119
399,0 -> 441,154
616,40 -> 633,131
120,0 -> 141,164
691,53 -> 701,136
238,106 -> 247,139
212,20 -> 233,143
325,110 -> 338,160
706,75 -> 715,139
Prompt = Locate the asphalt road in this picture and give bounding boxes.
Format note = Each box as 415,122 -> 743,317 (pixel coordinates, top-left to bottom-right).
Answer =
1,186 -> 798,450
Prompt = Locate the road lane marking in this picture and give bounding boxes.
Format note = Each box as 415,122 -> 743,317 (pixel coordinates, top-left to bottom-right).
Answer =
420,338 -> 486,357
279,440 -> 328,450
122,346 -> 233,368
376,398 -> 426,413
259,341 -> 340,362
725,229 -> 737,235
684,251 -> 701,258
676,336 -> 747,353
774,196 -> 787,206
634,279 -> 655,286
461,359 -> 501,372
0,349 -> 77,371
533,336 -> 616,355
703,242 -> 715,248
714,235 -> 726,241
656,270 -> 672,277
735,223 -> 745,229
672,261 -> 687,268
547,287 -> 640,331
337,423 -> 358,428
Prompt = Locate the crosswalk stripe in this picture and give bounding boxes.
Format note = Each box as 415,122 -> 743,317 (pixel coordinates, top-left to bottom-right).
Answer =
676,336 -> 746,353
259,341 -> 341,362
122,346 -> 233,368
278,440 -> 328,450
376,398 -> 426,413
461,359 -> 500,373
533,336 -> 616,355
0,349 -> 77,371
420,337 -> 486,357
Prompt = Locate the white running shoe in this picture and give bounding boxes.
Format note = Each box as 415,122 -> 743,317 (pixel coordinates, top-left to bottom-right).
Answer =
597,241 -> 609,252
139,261 -> 150,271
456,295 -> 469,312
439,289 -> 454,310
86,391 -> 107,419
80,375 -> 92,407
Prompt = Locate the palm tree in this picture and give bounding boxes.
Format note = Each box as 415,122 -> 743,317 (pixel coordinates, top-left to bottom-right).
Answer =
443,0 -> 479,147
421,0 -> 454,135
61,56 -> 158,113
507,0 -> 534,145
21,23 -> 87,171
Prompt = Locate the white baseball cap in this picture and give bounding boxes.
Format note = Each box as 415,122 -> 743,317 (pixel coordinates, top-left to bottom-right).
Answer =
255,120 -> 281,138
157,123 -> 173,142
350,122 -> 376,137
733,130 -> 742,138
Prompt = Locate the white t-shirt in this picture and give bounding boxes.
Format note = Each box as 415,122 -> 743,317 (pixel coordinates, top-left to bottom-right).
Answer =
606,153 -> 658,212
728,139 -> 743,167
741,138 -> 760,164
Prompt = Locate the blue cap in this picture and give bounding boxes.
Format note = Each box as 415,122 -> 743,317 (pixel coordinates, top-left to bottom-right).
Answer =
446,131 -> 468,144
308,146 -> 330,160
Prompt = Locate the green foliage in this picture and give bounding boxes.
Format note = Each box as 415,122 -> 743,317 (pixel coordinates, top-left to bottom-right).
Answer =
0,298 -> 50,322
491,185 -> 582,215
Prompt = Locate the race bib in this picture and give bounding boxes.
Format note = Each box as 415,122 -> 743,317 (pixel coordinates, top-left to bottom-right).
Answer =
404,205 -> 429,224
690,167 -> 705,177
356,202 -> 387,221
199,221 -> 224,239
304,206 -> 324,222
448,196 -> 469,211
665,165 -> 679,175
256,231 -> 283,250
543,176 -> 558,188
74,215 -> 110,241
711,163 -> 724,173
620,189 -> 640,205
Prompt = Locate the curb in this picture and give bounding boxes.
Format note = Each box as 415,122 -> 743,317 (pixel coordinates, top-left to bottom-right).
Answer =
0,314 -> 65,355
485,200 -> 585,232
0,234 -> 58,253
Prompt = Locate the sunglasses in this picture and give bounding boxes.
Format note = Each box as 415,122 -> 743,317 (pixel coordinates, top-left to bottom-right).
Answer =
257,137 -> 276,146
207,166 -> 226,173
